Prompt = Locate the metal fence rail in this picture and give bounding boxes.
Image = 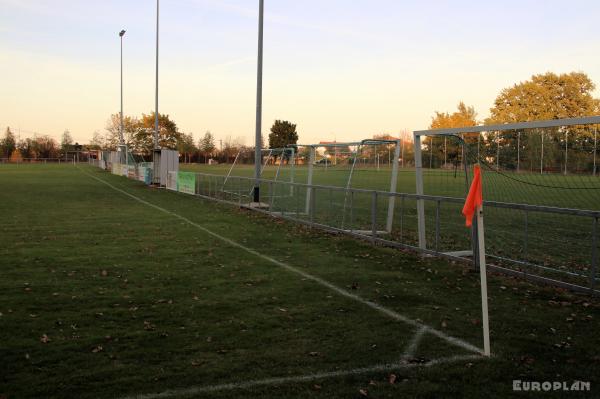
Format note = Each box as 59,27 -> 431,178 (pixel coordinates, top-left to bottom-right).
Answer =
184,172 -> 600,294
0,158 -> 79,164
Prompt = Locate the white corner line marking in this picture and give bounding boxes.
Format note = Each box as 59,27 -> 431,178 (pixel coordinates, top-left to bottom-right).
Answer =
121,354 -> 483,399
402,325 -> 429,360
82,169 -> 483,356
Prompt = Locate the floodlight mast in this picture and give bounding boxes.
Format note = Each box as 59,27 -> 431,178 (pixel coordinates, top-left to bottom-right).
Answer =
119,30 -> 126,147
154,0 -> 160,150
253,0 -> 264,203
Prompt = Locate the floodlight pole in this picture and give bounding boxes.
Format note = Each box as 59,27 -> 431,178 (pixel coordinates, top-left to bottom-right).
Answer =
253,0 -> 264,203
154,0 -> 160,150
117,30 -> 128,167
150,0 -> 161,184
119,30 -> 126,148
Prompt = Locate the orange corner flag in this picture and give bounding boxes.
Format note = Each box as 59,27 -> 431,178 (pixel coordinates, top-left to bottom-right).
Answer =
462,164 -> 483,227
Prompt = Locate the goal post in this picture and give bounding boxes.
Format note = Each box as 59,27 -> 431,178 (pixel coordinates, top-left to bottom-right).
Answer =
300,139 -> 402,233
413,115 -> 600,253
221,147 -> 297,201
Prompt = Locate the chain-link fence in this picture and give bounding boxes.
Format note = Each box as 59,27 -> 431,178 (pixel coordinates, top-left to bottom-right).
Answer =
158,170 -> 599,295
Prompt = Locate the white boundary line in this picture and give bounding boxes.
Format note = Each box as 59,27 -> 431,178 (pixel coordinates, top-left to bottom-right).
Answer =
402,325 -> 429,360
81,169 -> 483,356
79,169 -> 489,398
121,354 -> 483,399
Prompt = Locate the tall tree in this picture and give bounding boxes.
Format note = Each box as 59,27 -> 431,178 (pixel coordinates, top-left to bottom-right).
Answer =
268,120 -> 298,163
61,130 -> 74,154
487,72 -> 600,172
105,114 -> 141,151
17,138 -> 37,159
427,102 -> 478,167
89,130 -> 104,150
487,72 -> 600,123
198,131 -> 216,163
135,112 -> 181,154
34,136 -> 59,159
177,133 -> 196,163
268,120 -> 298,149
1,127 -> 16,158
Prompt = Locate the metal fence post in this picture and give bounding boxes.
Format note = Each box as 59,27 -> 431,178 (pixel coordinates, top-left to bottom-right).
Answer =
309,186 -> 316,225
268,180 -> 274,210
413,133 -> 427,250
524,210 -> 529,261
349,190 -> 354,232
371,191 -> 378,242
435,200 -> 440,252
591,217 -> 598,294
329,187 -> 333,225
400,195 -> 404,243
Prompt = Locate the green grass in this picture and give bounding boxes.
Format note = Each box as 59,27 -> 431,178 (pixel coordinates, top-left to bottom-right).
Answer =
1,164 -> 600,398
180,163 -> 599,285
179,162 -> 600,210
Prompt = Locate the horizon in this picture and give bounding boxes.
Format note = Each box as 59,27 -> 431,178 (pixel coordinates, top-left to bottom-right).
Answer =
2,0 -> 600,145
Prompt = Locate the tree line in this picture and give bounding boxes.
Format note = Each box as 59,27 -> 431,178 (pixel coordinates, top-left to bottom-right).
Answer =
0,128 -> 81,161
425,72 -> 600,173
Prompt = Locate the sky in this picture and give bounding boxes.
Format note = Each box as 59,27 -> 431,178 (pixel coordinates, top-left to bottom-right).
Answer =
1,0 -> 600,146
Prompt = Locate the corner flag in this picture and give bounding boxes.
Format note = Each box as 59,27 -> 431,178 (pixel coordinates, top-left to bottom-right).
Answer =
463,163 -> 491,357
462,164 -> 483,227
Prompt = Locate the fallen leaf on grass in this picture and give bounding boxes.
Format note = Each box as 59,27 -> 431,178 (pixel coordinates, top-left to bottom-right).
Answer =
91,345 -> 103,353
143,321 -> 156,331
40,334 -> 50,343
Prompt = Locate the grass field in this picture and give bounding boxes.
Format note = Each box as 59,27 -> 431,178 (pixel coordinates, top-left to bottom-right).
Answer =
179,163 -> 600,211
180,163 -> 600,286
1,164 -> 600,398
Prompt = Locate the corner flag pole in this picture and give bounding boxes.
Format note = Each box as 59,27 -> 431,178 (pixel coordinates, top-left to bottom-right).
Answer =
476,202 -> 491,356
462,164 -> 491,357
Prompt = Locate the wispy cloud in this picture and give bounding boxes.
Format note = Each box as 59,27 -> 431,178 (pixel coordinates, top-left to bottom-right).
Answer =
0,0 -> 54,15
189,0 -> 382,41
200,55 -> 254,72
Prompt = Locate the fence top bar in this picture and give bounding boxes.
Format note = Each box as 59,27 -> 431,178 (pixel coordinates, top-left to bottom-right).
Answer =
296,139 -> 400,148
414,115 -> 600,137
296,142 -> 362,148
194,171 -> 600,217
